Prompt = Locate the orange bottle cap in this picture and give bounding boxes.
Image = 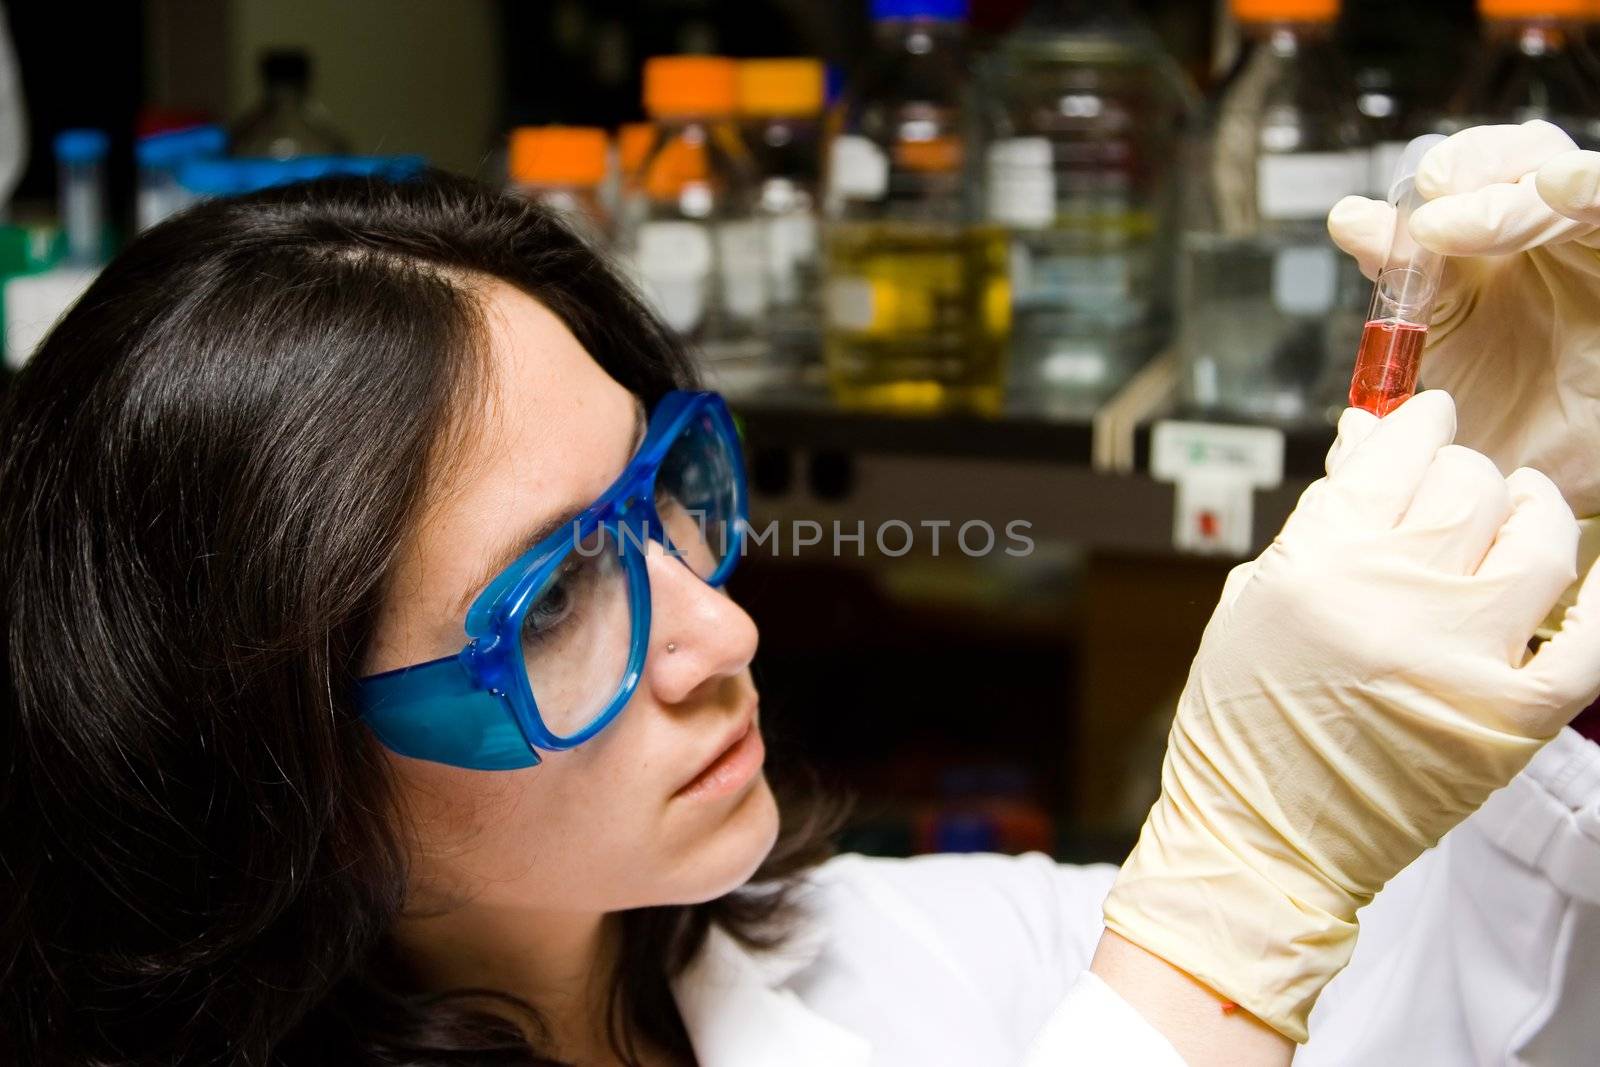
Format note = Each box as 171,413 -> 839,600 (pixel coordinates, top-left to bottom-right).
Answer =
1479,0 -> 1592,17
508,126 -> 608,187
618,122 -> 655,177
643,56 -> 738,119
1231,0 -> 1339,21
737,59 -> 825,117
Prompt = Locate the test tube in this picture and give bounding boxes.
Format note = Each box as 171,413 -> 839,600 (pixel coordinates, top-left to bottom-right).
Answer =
55,129 -> 109,268
1348,134 -> 1447,417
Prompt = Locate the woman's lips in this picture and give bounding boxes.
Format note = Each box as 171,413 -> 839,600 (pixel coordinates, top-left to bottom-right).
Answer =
673,718 -> 764,801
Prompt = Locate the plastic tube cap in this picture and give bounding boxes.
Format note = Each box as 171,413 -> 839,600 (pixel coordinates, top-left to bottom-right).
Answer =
508,126 -> 608,187
871,0 -> 968,21
55,129 -> 109,164
643,56 -> 738,119
1231,0 -> 1339,21
1479,0 -> 1591,17
737,59 -> 825,117
1388,133 -> 1447,203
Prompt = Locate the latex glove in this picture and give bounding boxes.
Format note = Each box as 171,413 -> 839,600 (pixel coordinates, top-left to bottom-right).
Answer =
1103,391 -> 1600,1042
1327,121 -> 1600,518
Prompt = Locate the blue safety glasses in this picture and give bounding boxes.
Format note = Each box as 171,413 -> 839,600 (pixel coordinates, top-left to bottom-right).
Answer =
356,391 -> 746,770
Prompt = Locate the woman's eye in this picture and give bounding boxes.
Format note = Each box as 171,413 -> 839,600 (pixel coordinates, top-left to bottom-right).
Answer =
522,560 -> 586,643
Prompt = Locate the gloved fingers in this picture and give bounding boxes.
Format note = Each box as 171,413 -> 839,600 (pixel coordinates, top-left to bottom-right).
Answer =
1413,120 -> 1578,200
1322,390 -> 1457,529
1409,172 -> 1590,257
1393,445 -> 1511,575
1217,560 -> 1257,612
1324,406 -> 1380,476
1476,467 -> 1580,660
1328,196 -> 1395,280
1534,149 -> 1600,227
1518,551 -> 1600,729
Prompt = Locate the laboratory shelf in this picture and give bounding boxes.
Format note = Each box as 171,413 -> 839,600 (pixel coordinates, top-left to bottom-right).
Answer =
728,383 -> 1334,559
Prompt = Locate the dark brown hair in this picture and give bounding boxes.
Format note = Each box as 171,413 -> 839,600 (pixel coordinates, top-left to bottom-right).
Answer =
0,173 -> 838,1065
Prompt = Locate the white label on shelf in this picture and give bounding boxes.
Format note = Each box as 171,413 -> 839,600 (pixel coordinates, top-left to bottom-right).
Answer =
830,135 -> 889,201
636,221 -> 713,333
1272,244 -> 1337,316
987,137 -> 1055,229
717,219 -> 768,319
1257,151 -> 1366,220
1152,421 -> 1287,557
1171,472 -> 1258,556
1151,421 -> 1285,487
825,276 -> 876,331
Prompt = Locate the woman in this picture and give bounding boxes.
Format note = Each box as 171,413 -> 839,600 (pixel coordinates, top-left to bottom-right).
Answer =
1,128 -> 1598,1066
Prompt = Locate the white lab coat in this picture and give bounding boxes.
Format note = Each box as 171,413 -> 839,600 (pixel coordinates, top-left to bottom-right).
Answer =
669,728 -> 1600,1066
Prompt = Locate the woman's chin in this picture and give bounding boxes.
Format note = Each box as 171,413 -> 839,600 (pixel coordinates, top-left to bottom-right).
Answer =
669,774 -> 782,903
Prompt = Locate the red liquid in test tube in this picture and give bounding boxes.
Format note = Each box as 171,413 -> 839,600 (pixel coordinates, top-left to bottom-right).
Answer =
1349,319 -> 1427,416
1348,134 -> 1446,418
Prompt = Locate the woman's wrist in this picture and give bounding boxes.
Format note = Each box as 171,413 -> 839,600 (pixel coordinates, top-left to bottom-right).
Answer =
1090,930 -> 1292,1067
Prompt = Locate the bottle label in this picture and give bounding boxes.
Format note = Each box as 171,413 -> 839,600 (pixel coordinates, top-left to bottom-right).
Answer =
766,212 -> 817,304
636,221 -> 713,333
830,135 -> 889,201
987,138 -> 1055,229
717,220 -> 768,320
1271,244 -> 1337,316
825,276 -> 877,331
1256,152 -> 1366,220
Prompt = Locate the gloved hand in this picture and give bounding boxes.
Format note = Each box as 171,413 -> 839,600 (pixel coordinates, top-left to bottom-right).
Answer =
1327,121 -> 1600,518
1103,391 -> 1600,1042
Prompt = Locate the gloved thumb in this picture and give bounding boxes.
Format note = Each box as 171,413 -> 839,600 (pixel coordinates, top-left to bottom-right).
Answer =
1534,149 -> 1600,227
1324,406 -> 1380,476
1328,195 -> 1395,280
1519,551 -> 1600,733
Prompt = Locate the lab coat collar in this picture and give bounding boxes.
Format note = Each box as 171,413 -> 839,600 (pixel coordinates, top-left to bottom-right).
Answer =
672,922 -> 872,1067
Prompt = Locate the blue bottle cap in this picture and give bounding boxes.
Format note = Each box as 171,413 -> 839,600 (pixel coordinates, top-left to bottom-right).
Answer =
870,0 -> 967,21
177,155 -> 429,198
54,129 -> 109,164
136,125 -> 228,169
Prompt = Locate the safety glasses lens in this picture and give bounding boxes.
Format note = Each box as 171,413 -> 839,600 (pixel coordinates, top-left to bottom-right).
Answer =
520,525 -> 633,739
655,410 -> 740,582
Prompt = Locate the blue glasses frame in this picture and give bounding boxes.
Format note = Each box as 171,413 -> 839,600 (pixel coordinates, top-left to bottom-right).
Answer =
356,391 -> 747,770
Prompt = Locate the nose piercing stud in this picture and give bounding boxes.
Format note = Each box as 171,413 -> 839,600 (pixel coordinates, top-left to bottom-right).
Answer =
665,642 -> 678,654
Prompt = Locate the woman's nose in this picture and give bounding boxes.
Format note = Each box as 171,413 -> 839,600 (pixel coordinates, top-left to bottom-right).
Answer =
641,543 -> 759,706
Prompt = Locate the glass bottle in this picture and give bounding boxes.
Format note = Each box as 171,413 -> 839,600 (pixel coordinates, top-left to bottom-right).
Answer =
1445,0 -> 1600,148
986,0 -> 1195,416
1177,0 -> 1369,422
823,0 -> 1009,416
508,126 -> 611,244
625,56 -> 766,376
230,49 -> 351,159
737,58 -> 826,371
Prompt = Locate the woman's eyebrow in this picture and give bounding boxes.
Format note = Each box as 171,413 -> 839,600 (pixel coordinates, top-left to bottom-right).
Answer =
453,398 -> 649,616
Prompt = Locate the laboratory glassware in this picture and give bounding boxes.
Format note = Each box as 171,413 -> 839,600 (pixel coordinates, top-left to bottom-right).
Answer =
738,58 -> 826,367
625,56 -> 767,374
508,126 -> 611,244
1177,0 -> 1368,422
231,49 -> 351,159
986,0 -> 1194,415
1347,135 -> 1447,416
55,129 -> 108,267
823,0 -> 1010,415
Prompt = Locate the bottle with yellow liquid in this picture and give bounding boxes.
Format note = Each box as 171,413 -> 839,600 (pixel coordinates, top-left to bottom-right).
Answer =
823,0 -> 1009,415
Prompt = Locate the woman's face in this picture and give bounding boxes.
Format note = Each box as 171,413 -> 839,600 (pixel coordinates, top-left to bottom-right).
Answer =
365,280 -> 778,915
